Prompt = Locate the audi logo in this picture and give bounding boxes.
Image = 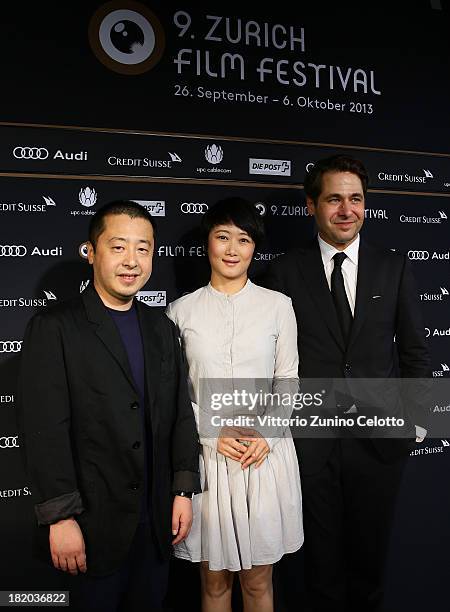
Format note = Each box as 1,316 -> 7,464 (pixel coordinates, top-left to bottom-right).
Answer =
0,341 -> 23,353
408,250 -> 429,261
13,147 -> 49,160
181,202 -> 209,214
0,436 -> 19,449
0,245 -> 27,257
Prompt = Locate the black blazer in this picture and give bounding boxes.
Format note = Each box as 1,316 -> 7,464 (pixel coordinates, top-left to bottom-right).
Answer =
263,238 -> 431,473
17,285 -> 200,576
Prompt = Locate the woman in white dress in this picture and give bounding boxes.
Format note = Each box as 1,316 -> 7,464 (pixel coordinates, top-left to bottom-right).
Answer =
167,198 -> 303,612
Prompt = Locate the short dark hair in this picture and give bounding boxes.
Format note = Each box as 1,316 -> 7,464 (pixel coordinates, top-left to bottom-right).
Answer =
304,155 -> 369,203
88,200 -> 157,250
201,197 -> 265,248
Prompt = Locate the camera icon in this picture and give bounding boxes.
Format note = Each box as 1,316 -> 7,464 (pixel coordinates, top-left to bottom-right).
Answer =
89,1 -> 165,75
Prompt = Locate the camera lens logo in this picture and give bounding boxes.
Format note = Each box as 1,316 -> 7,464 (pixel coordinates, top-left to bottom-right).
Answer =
255,202 -> 266,216
89,1 -> 165,75
79,243 -> 89,260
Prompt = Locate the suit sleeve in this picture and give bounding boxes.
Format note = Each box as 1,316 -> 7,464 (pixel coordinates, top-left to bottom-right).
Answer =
17,313 -> 84,525
395,257 -> 431,378
259,259 -> 286,294
167,318 -> 201,494
395,256 -> 432,433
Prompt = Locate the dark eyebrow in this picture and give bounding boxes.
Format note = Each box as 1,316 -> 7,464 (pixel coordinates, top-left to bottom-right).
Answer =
326,192 -> 363,199
213,228 -> 250,236
108,236 -> 126,242
108,237 -> 152,244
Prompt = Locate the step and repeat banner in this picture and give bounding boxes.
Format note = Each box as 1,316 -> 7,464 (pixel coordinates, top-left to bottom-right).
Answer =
1,2 -> 450,610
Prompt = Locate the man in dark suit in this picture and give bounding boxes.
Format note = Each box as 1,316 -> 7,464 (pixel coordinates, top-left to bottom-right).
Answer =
264,155 -> 430,611
18,200 -> 200,612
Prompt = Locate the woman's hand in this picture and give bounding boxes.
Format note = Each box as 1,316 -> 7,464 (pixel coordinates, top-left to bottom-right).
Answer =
237,431 -> 270,469
217,436 -> 249,460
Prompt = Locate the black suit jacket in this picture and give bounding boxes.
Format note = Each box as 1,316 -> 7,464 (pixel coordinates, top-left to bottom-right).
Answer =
263,238 -> 431,473
17,285 -> 200,575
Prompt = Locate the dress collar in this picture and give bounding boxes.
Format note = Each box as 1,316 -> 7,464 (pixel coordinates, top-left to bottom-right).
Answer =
206,279 -> 252,299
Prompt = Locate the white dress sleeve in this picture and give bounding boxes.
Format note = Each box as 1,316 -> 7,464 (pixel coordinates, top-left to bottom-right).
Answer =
166,299 -> 218,452
266,296 -> 300,450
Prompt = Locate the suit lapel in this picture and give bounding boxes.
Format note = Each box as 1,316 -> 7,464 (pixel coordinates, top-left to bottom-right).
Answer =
82,285 -> 137,393
348,241 -> 378,351
298,240 -> 346,351
136,300 -> 161,413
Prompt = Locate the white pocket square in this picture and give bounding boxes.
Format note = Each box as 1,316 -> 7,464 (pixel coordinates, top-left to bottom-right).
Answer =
372,295 -> 382,299
344,404 -> 358,414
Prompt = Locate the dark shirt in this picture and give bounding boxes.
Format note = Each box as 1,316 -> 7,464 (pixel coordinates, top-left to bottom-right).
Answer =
107,302 -> 151,521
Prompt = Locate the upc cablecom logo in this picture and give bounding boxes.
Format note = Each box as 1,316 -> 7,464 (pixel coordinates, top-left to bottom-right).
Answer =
89,1 -> 165,75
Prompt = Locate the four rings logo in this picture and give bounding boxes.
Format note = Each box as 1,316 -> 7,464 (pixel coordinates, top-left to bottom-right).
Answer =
0,341 -> 23,353
408,251 -> 429,260
0,245 -> 27,257
13,147 -> 49,160
0,436 -> 19,449
181,202 -> 208,214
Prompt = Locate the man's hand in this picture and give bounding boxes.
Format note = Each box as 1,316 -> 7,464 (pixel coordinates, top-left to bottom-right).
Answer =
172,496 -> 193,545
49,517 -> 86,575
238,431 -> 270,469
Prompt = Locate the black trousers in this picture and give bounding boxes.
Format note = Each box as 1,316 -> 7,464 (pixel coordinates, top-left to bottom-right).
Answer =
301,438 -> 407,612
70,521 -> 169,612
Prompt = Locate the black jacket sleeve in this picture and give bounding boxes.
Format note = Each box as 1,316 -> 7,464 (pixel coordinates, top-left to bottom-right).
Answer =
167,318 -> 201,494
17,313 -> 84,525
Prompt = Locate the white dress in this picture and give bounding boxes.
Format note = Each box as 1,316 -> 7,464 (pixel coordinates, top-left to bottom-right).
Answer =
167,280 -> 303,571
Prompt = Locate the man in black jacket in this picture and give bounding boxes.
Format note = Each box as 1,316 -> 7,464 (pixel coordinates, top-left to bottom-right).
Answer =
18,200 -> 200,612
264,156 -> 430,611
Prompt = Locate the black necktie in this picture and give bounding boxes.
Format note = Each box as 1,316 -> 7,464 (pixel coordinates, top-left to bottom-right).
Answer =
331,252 -> 353,343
